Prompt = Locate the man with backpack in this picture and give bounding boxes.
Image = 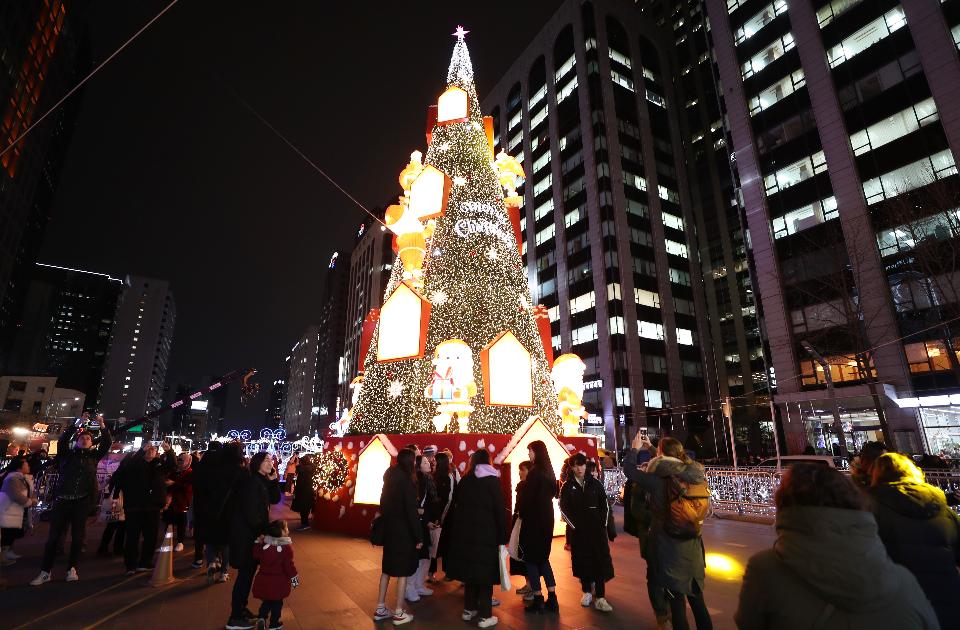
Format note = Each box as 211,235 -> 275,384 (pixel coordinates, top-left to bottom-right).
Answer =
623,433 -> 713,630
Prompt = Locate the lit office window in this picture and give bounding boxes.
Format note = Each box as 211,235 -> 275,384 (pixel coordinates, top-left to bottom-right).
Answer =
849,98 -> 938,156
826,6 -> 906,68
638,321 -> 665,340
749,69 -> 806,115
772,197 -> 839,239
734,1 -> 788,45
764,151 -> 827,194
863,150 -> 958,204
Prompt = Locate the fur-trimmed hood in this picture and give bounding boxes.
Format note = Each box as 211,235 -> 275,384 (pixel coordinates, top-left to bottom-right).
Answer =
261,535 -> 292,550
647,455 -> 706,482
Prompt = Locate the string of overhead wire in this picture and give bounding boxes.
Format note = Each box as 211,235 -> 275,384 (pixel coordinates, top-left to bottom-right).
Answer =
227,88 -> 386,229
0,0 -> 181,161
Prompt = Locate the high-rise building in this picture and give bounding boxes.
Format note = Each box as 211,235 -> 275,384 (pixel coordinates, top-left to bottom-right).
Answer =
337,211 -> 393,417
7,262 -> 123,411
266,379 -> 285,428
206,377 -> 231,436
0,2 -> 91,360
314,251 -> 350,431
481,0 -> 716,450
703,0 -> 960,454
284,326 -> 320,437
99,276 -> 176,422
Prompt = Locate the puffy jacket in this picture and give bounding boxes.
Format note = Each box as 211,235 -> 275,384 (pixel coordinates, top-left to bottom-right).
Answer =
166,467 -> 193,513
252,535 -> 298,600
735,505 -> 940,629
0,472 -> 34,529
871,481 -> 960,629
112,453 -> 167,511
51,425 -> 111,501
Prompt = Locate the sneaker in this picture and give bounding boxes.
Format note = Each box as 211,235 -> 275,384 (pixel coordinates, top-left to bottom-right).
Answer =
580,592 -> 593,607
125,570 -> 136,576
295,525 -> 311,532
373,606 -> 392,621
191,560 -> 204,569
65,567 -> 79,582
461,610 -> 478,621
136,566 -> 152,572
218,572 -> 230,583
392,610 -> 413,626
224,617 -> 255,630
594,597 -> 613,612
30,571 -> 51,586
174,543 -> 184,552
267,624 -> 282,630
478,617 -> 499,628
416,586 -> 433,596
523,592 -> 535,601
516,585 -> 531,596
491,598 -> 500,607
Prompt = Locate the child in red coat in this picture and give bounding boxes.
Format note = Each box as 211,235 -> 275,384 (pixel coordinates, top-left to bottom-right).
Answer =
252,520 -> 299,630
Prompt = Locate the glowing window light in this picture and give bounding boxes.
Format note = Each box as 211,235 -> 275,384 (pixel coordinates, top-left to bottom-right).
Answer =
408,165 -> 451,221
376,282 -> 431,362
437,86 -> 470,124
481,331 -> 533,407
355,434 -> 397,504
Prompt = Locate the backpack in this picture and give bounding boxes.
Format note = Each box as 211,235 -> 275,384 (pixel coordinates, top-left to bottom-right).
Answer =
662,476 -> 711,539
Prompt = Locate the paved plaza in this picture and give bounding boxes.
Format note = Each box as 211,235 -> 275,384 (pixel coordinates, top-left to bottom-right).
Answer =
0,498 -> 774,629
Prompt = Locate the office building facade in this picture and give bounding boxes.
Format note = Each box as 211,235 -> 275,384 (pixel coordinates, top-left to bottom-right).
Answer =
266,378 -> 285,429
481,0 -> 716,450
284,326 -> 320,437
99,276 -> 176,422
704,0 -> 960,454
314,251 -> 349,430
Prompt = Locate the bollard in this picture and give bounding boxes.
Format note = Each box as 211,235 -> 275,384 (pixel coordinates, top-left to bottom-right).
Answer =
149,525 -> 176,587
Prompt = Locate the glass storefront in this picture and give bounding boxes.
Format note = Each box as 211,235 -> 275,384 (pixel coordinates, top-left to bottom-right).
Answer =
919,407 -> 960,459
802,409 -> 884,456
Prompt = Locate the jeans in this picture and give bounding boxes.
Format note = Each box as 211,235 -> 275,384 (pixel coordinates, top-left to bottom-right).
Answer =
464,583 -> 493,618
644,539 -> 669,617
232,562 -> 258,617
668,581 -> 712,630
163,511 -> 187,543
525,560 -> 556,592
124,509 -> 160,571
581,578 -> 605,598
41,498 -> 90,571
98,521 -> 125,553
258,600 -> 283,625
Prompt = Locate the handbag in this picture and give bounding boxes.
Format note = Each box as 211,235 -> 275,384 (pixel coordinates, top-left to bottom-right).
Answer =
370,514 -> 385,546
498,544 -> 512,592
507,518 -> 522,560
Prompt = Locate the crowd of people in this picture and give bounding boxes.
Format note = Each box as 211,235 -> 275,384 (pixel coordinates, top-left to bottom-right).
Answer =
0,421 -> 958,630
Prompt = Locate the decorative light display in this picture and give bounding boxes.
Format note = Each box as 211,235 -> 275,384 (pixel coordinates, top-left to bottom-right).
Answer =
481,331 -> 533,407
425,339 -> 478,432
437,86 -> 470,124
551,354 -> 588,436
376,282 -> 431,362
349,31 -> 559,435
311,450 -> 349,496
355,435 -> 397,504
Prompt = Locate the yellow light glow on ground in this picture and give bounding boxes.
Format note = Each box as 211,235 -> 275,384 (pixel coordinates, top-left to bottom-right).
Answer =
354,436 -> 394,504
704,552 -> 744,580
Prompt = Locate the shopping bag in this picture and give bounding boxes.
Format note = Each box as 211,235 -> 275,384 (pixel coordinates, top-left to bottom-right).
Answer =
429,526 -> 442,558
98,492 -> 124,523
498,544 -> 512,593
507,518 -> 522,560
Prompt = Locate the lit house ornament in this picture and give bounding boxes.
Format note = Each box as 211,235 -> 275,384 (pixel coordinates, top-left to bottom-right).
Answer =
481,331 -> 533,407
354,434 -> 398,504
408,165 -> 452,221
376,282 -> 431,362
437,86 -> 470,125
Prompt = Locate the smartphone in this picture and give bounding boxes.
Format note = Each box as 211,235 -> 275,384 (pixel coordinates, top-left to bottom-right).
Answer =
640,427 -> 649,438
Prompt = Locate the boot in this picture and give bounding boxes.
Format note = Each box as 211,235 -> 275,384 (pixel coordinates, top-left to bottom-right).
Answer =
524,594 -> 544,614
545,591 -> 559,612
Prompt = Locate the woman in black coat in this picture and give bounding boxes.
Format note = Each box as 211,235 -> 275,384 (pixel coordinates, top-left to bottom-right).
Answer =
374,448 -> 422,625
510,461 -> 532,591
870,452 -> 960,629
193,442 -> 243,579
429,452 -> 455,581
226,452 -> 281,628
406,455 -> 439,601
560,453 -> 615,612
443,449 -> 507,626
519,440 -> 559,613
292,454 -> 316,530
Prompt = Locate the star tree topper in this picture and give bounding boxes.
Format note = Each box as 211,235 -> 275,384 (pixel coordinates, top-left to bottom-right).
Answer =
453,25 -> 470,40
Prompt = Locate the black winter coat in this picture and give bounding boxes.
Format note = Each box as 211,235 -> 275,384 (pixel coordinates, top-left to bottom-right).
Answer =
229,470 -> 281,569
443,471 -> 507,585
416,471 -> 439,560
291,462 -> 316,513
871,481 -> 960,629
379,465 -> 422,577
518,470 -> 556,563
52,425 -> 111,502
560,475 -> 614,582
193,450 -> 243,546
112,454 -> 167,511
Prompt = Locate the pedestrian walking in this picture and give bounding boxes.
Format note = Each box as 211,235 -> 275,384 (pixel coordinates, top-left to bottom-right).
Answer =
163,452 -> 193,552
560,453 -> 615,612
519,440 -> 559,614
226,451 -> 281,630
195,442 -> 243,580
405,454 -> 438,602
373,448 -> 422,626
30,421 -> 111,586
623,433 -> 711,630
1,456 -> 37,565
736,462 -> 940,629
869,452 -> 960,628
283,454 -> 298,496
291,454 -> 315,531
252,519 -> 299,630
429,451 -> 455,582
113,443 -> 169,575
443,449 -> 507,628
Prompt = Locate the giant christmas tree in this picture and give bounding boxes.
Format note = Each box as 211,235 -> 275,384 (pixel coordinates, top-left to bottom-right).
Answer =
349,29 -> 559,436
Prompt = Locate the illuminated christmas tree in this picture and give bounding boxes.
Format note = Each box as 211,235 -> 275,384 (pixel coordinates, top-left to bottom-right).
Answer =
349,28 -> 559,435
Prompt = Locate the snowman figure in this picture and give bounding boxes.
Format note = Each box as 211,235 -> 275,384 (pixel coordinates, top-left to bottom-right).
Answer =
425,339 -> 477,432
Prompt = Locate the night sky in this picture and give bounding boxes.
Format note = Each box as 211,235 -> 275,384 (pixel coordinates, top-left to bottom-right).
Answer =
38,1 -> 564,426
